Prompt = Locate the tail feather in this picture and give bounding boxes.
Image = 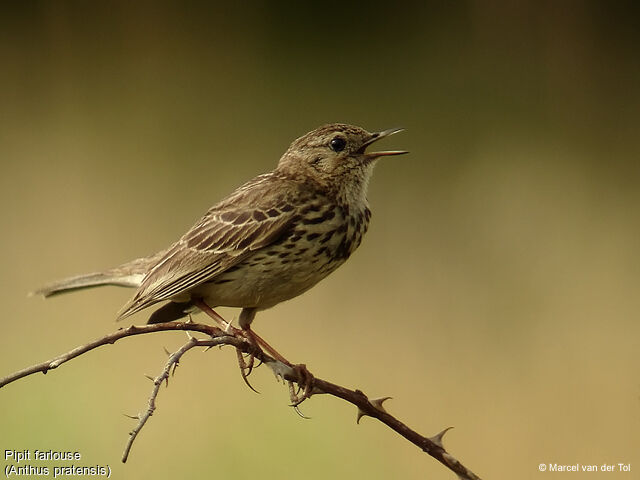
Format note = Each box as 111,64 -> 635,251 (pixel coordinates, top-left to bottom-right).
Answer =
31,251 -> 170,299
32,271 -> 144,298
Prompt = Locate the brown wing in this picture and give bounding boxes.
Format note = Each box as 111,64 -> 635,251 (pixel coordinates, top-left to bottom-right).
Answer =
116,173 -> 302,320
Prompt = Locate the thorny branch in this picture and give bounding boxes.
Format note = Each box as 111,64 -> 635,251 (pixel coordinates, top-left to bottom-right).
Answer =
1,322 -> 482,480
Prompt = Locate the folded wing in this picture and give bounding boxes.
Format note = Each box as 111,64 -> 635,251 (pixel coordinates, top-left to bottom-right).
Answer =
117,174 -> 302,320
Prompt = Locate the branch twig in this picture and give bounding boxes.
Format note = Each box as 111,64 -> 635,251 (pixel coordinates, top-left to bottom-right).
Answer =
1,322 -> 482,480
123,335 -> 204,462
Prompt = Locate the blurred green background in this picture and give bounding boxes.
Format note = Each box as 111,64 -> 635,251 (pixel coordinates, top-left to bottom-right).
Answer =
1,1 -> 638,479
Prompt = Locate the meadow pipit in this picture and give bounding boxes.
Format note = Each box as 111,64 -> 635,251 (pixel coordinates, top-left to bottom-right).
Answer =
35,123 -> 407,368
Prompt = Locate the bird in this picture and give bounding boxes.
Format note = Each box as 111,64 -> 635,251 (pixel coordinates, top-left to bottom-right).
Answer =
34,123 -> 407,363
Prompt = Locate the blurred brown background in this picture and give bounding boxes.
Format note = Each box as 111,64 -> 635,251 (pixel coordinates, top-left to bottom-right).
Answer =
1,1 -> 638,478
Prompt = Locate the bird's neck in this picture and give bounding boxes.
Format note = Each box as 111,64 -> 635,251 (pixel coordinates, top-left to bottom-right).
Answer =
333,163 -> 374,214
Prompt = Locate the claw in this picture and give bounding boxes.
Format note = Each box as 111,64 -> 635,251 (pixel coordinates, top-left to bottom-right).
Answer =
254,355 -> 264,369
195,300 -> 308,406
241,350 -> 255,376
288,381 -> 298,404
195,300 -> 262,392
236,348 -> 260,394
287,364 -> 314,407
292,404 -> 311,419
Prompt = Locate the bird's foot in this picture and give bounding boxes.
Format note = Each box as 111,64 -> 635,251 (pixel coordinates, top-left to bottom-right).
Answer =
288,363 -> 315,408
239,328 -> 317,409
235,342 -> 260,394
194,300 -> 307,401
194,300 -> 261,392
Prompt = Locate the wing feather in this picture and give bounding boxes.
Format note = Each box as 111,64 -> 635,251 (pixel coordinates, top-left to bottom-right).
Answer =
116,174 -> 303,319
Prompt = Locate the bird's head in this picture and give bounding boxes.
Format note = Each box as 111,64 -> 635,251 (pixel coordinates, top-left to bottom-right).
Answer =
277,123 -> 407,202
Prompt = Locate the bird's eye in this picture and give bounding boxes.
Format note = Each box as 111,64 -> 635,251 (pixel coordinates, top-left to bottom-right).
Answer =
330,137 -> 346,152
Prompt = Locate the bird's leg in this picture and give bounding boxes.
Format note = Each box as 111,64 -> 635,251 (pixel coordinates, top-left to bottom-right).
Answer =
195,302 -> 314,404
194,300 -> 258,391
193,299 -> 236,332
239,308 -> 291,365
240,309 -> 314,406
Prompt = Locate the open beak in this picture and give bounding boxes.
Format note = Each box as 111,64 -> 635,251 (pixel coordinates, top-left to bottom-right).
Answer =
361,127 -> 408,157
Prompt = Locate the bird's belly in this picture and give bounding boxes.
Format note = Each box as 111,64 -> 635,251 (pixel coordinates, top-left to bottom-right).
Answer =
193,213 -> 366,310
196,269 -> 323,309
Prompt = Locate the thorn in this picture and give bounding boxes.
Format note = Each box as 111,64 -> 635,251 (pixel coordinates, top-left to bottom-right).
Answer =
163,347 -> 171,357
356,396 -> 392,424
370,396 -> 392,412
123,413 -> 139,420
144,374 -> 154,382
224,318 -> 234,333
186,313 -> 194,324
428,426 -> 454,449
